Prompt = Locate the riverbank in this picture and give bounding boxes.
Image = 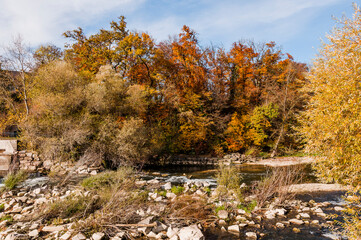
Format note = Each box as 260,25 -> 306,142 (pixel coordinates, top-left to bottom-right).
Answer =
0,167 -> 347,240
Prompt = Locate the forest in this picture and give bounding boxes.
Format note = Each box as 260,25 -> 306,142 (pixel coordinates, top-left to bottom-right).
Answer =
0,18 -> 308,167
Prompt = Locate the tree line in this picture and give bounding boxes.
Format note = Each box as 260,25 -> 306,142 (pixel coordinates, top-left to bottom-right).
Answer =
0,17 -> 308,166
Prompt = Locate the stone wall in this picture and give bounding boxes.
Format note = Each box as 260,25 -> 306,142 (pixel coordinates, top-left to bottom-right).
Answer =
16,150 -> 45,173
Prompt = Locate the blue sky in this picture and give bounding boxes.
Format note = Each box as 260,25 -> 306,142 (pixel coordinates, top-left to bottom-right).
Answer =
0,0 -> 356,64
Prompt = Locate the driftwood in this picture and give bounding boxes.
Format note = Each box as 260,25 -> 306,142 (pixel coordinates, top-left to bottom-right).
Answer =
104,222 -> 157,228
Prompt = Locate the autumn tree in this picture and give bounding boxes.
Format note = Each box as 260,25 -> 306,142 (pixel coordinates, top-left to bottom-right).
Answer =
302,6 -> 361,239
302,5 -> 361,187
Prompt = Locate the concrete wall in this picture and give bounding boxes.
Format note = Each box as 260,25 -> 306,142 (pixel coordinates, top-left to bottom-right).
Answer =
0,140 -> 17,154
0,154 -> 12,176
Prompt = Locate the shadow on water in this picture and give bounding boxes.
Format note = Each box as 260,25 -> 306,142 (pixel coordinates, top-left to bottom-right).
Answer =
143,163 -> 318,186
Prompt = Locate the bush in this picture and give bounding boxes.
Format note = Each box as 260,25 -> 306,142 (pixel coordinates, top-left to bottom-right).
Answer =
171,186 -> 184,195
253,165 -> 304,208
81,167 -> 135,191
45,194 -> 100,220
214,164 -> 243,201
3,171 -> 28,190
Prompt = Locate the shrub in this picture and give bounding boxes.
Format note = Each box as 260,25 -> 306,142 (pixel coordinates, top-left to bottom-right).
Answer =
81,166 -> 135,191
171,186 -> 185,195
214,164 -> 243,201
168,195 -> 213,221
45,194 -> 100,220
3,171 -> 28,190
253,165 -> 304,208
238,200 -> 257,213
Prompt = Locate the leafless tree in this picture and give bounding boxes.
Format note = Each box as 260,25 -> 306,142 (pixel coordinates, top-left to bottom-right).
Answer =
1,35 -> 34,117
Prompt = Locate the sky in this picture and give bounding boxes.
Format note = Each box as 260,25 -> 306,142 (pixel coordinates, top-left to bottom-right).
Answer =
0,0 -> 356,64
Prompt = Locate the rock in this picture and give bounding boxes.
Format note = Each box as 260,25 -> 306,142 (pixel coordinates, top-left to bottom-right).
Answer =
237,209 -> 246,214
148,179 -> 160,184
195,190 -> 204,195
275,208 -> 286,216
317,212 -> 327,218
167,227 -> 179,239
313,208 -> 323,213
29,223 -> 39,230
5,233 -> 28,240
21,206 -> 33,214
299,213 -> 310,218
217,210 -> 228,219
334,206 -> 346,211
293,228 -> 301,233
236,215 -> 247,222
28,230 -> 39,238
218,220 -> 227,226
42,225 -> 65,232
228,225 -> 240,235
289,219 -> 304,225
163,182 -> 172,190
147,231 -> 157,238
170,236 -> 179,240
178,225 -> 204,240
72,233 -> 86,240
152,221 -> 168,233
60,232 -> 72,240
33,188 -> 42,194
275,222 -> 285,229
137,216 -> 154,234
239,223 -> 248,228
311,220 -> 320,225
92,232 -> 105,240
245,231 -> 257,240
166,192 -> 177,199
135,180 -> 147,186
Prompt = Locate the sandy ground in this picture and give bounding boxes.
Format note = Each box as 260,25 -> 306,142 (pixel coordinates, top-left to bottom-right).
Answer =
246,156 -> 314,167
287,183 -> 351,193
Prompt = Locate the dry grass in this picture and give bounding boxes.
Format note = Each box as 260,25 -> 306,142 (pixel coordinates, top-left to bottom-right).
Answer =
253,165 -> 305,208
166,195 -> 215,224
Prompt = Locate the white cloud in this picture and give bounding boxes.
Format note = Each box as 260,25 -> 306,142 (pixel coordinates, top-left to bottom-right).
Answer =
0,0 -> 145,48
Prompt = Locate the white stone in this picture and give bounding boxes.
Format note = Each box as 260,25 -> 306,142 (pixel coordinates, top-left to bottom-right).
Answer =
289,219 -> 304,225
311,220 -> 320,225
166,192 -> 177,199
334,206 -> 346,211
178,225 -> 204,240
28,230 -> 39,238
92,232 -> 105,240
239,223 -> 248,228
167,226 -> 179,239
237,209 -> 246,214
276,222 -> 285,229
245,232 -> 257,240
217,210 -> 228,219
72,233 -> 86,240
228,225 -> 240,235
147,231 -> 157,238
163,182 -> 172,190
60,232 -> 72,240
314,208 -> 323,213
42,225 -> 65,232
299,213 -> 310,218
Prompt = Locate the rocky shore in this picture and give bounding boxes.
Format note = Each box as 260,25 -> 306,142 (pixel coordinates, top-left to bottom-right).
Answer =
0,171 -> 347,240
